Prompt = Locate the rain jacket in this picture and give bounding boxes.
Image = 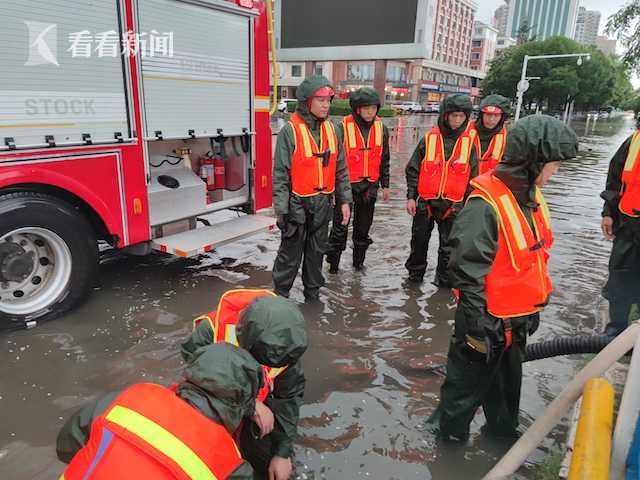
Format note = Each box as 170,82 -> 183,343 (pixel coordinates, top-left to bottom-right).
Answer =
405,94 -> 479,215
475,94 -> 511,154
340,87 -> 391,191
448,115 -> 578,342
272,75 -> 352,218
181,295 -> 308,459
56,343 -> 263,480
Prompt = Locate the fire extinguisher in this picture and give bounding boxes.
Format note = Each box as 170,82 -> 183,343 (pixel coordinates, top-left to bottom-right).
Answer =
199,154 -> 216,191
214,154 -> 225,190
212,134 -> 226,190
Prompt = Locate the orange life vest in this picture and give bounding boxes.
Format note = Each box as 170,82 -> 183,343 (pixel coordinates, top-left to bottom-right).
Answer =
193,289 -> 287,403
470,121 -> 506,175
342,114 -> 384,183
289,112 -> 338,197
619,129 -> 640,218
417,122 -> 478,202
60,383 -> 242,480
469,173 -> 554,318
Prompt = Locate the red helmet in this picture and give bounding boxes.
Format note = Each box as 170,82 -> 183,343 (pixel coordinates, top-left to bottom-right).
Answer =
310,86 -> 335,98
481,105 -> 503,114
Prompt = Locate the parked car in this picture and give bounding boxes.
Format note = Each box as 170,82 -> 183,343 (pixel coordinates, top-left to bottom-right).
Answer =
424,102 -> 440,113
277,98 -> 296,113
392,101 -> 423,113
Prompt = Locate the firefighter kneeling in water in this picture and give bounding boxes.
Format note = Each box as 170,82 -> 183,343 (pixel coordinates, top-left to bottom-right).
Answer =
57,343 -> 262,479
431,115 -> 578,441
181,289 -> 308,480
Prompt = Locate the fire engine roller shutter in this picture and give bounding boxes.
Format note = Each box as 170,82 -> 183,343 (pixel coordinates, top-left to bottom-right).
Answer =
137,0 -> 252,140
0,1 -> 131,149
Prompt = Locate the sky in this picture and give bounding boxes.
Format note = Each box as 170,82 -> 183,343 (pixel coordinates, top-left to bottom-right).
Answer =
476,0 -> 639,88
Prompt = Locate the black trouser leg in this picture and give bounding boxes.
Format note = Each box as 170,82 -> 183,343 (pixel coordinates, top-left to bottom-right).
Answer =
405,202 -> 436,280
434,215 -> 455,287
352,190 -> 376,268
301,207 -> 331,299
272,222 -> 305,297
326,202 -> 349,269
239,420 -> 273,479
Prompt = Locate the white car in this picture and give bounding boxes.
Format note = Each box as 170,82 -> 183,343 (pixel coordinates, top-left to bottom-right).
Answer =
393,101 -> 423,113
277,98 -> 296,113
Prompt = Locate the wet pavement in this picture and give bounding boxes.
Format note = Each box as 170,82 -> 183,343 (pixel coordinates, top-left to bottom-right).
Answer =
0,113 -> 635,479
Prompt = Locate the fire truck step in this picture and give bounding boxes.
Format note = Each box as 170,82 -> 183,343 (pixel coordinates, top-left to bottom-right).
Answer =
151,214 -> 276,258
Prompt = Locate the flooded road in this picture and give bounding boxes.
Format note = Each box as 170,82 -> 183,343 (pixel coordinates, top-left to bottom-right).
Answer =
0,113 -> 635,479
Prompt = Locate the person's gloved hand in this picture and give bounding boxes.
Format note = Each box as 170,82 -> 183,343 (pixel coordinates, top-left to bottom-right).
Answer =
464,333 -> 495,363
464,320 -> 505,363
276,214 -> 289,231
528,315 -> 540,336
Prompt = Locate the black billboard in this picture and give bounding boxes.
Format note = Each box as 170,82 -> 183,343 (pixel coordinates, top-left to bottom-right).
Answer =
280,0 -> 419,48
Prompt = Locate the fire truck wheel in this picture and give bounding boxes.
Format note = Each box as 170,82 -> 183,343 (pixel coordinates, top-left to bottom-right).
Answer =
0,192 -> 98,327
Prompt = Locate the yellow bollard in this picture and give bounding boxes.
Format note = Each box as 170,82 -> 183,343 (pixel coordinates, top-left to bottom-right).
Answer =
568,377 -> 615,480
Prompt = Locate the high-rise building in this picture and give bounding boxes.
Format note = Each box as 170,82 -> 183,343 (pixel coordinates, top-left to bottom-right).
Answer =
595,35 -> 617,56
492,1 -> 510,37
506,0 -> 580,42
574,7 -> 601,46
432,0 -> 477,68
470,22 -> 498,72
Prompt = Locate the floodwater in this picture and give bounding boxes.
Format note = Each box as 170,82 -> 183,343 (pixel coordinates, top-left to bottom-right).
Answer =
0,113 -> 635,479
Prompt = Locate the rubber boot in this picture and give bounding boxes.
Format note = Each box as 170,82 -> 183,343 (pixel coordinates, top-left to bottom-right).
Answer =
353,246 -> 366,271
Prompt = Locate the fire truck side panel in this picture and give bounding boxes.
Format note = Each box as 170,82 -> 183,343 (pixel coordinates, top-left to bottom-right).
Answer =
251,0 -> 273,211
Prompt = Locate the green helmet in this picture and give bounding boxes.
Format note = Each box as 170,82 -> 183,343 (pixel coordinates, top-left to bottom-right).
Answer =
349,87 -> 381,114
440,94 -> 473,114
479,94 -> 511,115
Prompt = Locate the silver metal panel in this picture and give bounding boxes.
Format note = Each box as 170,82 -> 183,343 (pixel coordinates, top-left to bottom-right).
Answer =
0,1 -> 130,148
151,214 -> 276,257
147,167 -> 207,226
137,0 -> 251,140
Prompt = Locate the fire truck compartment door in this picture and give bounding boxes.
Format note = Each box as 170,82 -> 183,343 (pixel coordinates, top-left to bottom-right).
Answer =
138,0 -> 252,140
0,1 -> 130,149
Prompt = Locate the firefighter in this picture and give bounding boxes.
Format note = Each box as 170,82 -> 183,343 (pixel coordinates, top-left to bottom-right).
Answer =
405,94 -> 479,287
471,94 -> 510,175
56,343 -> 262,479
181,289 -> 308,480
431,115 -> 578,441
326,87 -> 390,272
272,75 -> 352,301
600,116 -> 640,336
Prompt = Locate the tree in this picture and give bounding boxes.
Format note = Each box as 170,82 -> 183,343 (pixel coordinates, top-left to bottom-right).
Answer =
516,19 -> 536,45
606,1 -> 640,73
480,36 -> 627,113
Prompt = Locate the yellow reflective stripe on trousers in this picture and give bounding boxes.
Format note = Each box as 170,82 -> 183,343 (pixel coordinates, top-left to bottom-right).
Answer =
105,405 -> 217,480
624,131 -> 640,172
499,194 -> 527,250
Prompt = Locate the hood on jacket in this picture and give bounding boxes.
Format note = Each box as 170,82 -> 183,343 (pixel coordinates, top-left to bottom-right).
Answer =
349,87 -> 381,127
295,75 -> 334,129
477,94 -> 511,137
177,342 -> 262,433
438,94 -> 473,137
237,296 -> 308,368
495,114 -> 578,205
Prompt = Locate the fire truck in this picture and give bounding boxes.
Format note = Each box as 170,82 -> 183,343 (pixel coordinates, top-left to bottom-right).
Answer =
0,0 -> 277,326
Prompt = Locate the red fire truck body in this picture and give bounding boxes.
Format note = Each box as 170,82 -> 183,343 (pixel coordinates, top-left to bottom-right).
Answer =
0,0 -> 275,326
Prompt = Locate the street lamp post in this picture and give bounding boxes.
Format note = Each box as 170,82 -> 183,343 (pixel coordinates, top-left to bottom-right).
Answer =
513,53 -> 591,121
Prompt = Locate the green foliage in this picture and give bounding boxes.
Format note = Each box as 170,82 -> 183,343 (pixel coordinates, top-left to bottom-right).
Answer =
606,0 -> 640,73
285,99 -> 395,117
535,449 -> 564,480
481,36 -> 634,111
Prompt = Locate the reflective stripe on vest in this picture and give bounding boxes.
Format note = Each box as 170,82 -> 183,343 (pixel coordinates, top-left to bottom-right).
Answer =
620,130 -> 640,217
62,384 -> 242,480
289,113 -> 338,197
477,127 -> 506,175
469,173 -> 553,318
105,405 -> 218,480
193,289 -> 287,401
418,123 -> 477,202
343,115 -> 383,183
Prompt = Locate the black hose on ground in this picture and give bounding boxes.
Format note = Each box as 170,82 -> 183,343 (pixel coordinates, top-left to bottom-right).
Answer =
525,335 -> 612,362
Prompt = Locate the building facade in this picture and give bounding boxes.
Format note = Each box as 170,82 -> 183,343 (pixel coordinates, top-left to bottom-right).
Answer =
470,21 -> 498,72
492,1 -> 510,36
275,0 -> 484,105
574,7 -> 601,46
595,35 -> 617,56
495,36 -> 517,52
506,0 -> 579,42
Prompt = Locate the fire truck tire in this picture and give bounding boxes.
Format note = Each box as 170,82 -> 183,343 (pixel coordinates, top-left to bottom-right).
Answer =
0,192 -> 98,327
